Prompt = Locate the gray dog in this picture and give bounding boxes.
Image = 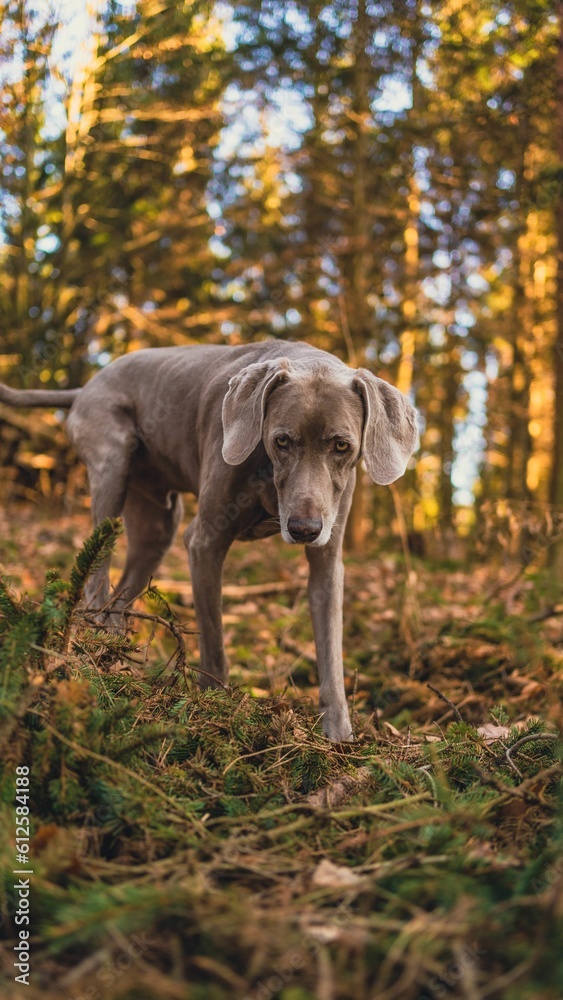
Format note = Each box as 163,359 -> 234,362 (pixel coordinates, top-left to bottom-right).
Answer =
0,340 -> 418,741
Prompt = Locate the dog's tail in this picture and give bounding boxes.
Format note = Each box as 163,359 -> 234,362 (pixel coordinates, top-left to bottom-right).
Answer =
0,383 -> 80,409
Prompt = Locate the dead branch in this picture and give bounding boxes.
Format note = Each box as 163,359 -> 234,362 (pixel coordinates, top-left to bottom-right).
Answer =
426,682 -> 464,723
154,579 -> 304,605
280,636 -> 317,665
527,604 -> 563,624
504,732 -> 559,779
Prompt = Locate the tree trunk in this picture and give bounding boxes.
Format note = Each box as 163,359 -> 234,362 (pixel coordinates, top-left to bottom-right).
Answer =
344,0 -> 370,553
396,179 -> 419,397
397,7 -> 422,398
501,113 -> 533,564
550,2 -> 563,573
507,264 -> 532,503
440,349 -> 457,530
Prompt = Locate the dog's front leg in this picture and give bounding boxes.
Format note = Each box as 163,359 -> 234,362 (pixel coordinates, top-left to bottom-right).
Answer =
184,516 -> 232,688
306,530 -> 353,742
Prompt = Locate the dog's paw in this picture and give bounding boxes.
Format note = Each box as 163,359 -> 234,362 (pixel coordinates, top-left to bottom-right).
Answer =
321,705 -> 354,742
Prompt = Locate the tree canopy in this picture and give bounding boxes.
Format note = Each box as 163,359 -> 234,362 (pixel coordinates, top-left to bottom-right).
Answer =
1,0 -> 562,562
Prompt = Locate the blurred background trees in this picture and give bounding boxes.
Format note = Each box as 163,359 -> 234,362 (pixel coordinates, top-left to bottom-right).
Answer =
1,0 -> 562,563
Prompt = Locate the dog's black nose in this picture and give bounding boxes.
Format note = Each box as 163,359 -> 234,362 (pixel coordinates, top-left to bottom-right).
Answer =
287,516 -> 323,543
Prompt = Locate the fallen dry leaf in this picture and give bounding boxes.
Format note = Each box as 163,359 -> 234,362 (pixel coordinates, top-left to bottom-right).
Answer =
477,724 -> 511,742
383,721 -> 402,737
304,924 -> 341,943
312,858 -> 362,888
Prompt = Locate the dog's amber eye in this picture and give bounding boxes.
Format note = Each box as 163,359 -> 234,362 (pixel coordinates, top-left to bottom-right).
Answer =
275,435 -> 290,449
334,440 -> 350,453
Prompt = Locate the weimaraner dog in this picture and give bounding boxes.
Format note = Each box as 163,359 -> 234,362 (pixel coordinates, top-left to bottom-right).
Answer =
0,341 -> 418,740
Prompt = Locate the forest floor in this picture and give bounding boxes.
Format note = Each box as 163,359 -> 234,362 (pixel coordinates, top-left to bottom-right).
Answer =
0,502 -> 562,1000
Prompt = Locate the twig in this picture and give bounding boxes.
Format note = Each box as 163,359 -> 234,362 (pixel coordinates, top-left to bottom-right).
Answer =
417,765 -> 439,807
124,609 -> 221,692
505,732 -> 559,779
476,761 -> 562,810
527,604 -> 563,624
223,743 -> 300,775
481,535 -> 563,605
483,565 -> 527,602
479,956 -> 537,999
206,789 -> 431,829
58,947 -> 112,987
475,767 -> 527,799
84,607 -> 223,691
328,791 -> 432,821
280,636 -> 316,665
454,940 -> 482,1000
121,608 -> 188,668
187,665 -> 229,689
426,682 -> 463,723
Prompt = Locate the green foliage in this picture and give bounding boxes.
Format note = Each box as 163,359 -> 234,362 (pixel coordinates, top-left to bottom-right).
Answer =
0,520 -> 123,731
0,578 -> 23,626
0,532 -> 561,999
66,517 -> 123,612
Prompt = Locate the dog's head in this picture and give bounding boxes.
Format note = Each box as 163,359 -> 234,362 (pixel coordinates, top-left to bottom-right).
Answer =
222,356 -> 418,546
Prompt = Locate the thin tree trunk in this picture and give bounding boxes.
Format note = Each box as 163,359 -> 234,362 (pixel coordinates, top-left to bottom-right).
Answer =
507,258 -> 532,503
396,178 -> 419,397
397,3 -> 422,398
550,2 -> 563,572
344,0 -> 370,553
440,349 -> 457,529
504,116 -> 532,566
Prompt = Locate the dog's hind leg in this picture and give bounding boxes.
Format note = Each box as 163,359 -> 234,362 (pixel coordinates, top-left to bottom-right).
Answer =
83,463 -> 130,611
72,417 -> 139,612
112,486 -> 183,610
183,502 -> 235,689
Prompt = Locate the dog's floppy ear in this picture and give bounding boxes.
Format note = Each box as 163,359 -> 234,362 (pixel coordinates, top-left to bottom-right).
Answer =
352,368 -> 419,485
222,358 -> 292,465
